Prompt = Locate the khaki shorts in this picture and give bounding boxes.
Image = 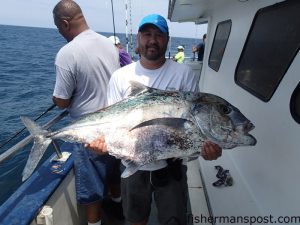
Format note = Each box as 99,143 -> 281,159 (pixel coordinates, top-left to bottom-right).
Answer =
121,165 -> 188,225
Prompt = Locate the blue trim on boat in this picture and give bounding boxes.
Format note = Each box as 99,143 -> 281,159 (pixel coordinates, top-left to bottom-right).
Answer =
0,143 -> 75,225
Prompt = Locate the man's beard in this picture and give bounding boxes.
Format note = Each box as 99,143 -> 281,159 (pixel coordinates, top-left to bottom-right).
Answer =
140,44 -> 167,60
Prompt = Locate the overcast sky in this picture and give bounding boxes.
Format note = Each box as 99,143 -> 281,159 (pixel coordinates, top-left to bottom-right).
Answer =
0,0 -> 207,39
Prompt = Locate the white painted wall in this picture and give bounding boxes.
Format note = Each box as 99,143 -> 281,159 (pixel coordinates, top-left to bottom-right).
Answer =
189,0 -> 300,221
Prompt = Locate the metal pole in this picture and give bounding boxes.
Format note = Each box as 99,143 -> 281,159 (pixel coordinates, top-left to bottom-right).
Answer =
129,0 -> 133,58
125,0 -> 129,53
110,0 -> 116,38
52,140 -> 63,159
168,32 -> 172,59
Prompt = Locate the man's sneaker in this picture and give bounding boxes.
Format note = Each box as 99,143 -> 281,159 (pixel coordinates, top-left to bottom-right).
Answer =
102,198 -> 125,220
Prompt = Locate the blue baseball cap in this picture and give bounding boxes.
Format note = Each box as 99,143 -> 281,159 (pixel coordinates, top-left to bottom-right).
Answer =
138,14 -> 169,34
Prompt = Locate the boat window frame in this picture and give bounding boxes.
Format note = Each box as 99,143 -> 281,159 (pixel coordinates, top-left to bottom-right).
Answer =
208,19 -> 232,72
234,0 -> 300,102
290,82 -> 300,124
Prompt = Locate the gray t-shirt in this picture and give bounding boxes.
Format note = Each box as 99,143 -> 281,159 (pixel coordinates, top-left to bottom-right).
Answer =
107,59 -> 200,171
53,29 -> 120,119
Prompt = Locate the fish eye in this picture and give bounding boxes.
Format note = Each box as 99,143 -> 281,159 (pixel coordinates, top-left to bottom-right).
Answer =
220,105 -> 232,114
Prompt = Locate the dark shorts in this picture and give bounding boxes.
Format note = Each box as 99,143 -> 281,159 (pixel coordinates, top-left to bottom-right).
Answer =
121,165 -> 188,225
73,143 -> 121,204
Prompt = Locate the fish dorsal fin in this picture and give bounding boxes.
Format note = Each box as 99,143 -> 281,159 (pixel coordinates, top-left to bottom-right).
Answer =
121,161 -> 141,178
128,81 -> 149,97
130,118 -> 190,131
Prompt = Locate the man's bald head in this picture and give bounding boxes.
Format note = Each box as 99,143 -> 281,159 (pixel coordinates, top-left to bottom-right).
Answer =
53,0 -> 83,21
53,0 -> 88,42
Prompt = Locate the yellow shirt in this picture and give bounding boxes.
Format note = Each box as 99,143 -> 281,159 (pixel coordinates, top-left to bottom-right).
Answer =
174,51 -> 185,64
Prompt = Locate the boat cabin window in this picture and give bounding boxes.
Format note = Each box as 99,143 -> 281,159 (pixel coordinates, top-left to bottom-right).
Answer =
290,82 -> 300,124
235,1 -> 300,102
208,20 -> 232,72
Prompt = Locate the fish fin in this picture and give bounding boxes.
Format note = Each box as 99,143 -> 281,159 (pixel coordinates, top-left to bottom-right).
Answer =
130,118 -> 190,131
20,116 -> 47,136
121,161 -> 141,178
20,116 -> 52,181
186,157 -> 198,162
185,152 -> 200,162
177,152 -> 200,162
22,138 -> 52,181
128,81 -> 149,97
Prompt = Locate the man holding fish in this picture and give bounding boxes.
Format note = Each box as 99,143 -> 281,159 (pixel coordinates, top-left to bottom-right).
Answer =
19,0 -> 258,224
22,12 -> 255,225
87,14 -> 223,225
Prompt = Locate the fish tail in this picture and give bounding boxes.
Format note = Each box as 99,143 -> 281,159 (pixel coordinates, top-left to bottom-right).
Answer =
20,116 -> 52,181
21,116 -> 47,136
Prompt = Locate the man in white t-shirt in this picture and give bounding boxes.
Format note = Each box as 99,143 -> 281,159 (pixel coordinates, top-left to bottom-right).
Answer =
52,1 -> 122,224
87,14 -> 222,225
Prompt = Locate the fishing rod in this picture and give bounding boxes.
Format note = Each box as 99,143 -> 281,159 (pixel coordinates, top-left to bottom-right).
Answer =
110,0 -> 116,39
128,0 -> 134,58
193,24 -> 198,61
0,104 -> 56,150
168,31 -> 172,59
125,0 -> 129,53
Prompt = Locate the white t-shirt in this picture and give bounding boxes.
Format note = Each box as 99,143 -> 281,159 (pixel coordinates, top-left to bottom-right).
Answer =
53,29 -> 120,119
107,59 -> 200,171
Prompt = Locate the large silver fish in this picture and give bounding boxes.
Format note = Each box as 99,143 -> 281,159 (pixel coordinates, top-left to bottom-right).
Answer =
21,82 -> 256,180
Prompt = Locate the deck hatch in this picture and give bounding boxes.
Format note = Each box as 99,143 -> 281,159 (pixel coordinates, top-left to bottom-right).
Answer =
235,0 -> 300,102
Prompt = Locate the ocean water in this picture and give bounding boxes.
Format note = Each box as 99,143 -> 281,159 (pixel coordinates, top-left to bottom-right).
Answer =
0,24 -> 199,205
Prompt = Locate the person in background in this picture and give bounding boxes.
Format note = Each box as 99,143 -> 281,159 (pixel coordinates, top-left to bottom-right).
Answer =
87,14 -> 222,225
108,35 -> 132,67
192,33 -> 207,61
52,1 -> 123,224
173,45 -> 185,64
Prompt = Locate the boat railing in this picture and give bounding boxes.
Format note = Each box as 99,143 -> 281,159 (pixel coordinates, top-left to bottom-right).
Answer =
0,110 -> 69,164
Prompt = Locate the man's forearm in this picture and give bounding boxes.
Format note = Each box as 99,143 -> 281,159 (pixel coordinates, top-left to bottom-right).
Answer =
52,96 -> 71,109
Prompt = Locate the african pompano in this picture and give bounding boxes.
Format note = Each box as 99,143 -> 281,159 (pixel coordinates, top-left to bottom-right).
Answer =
21,82 -> 256,180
